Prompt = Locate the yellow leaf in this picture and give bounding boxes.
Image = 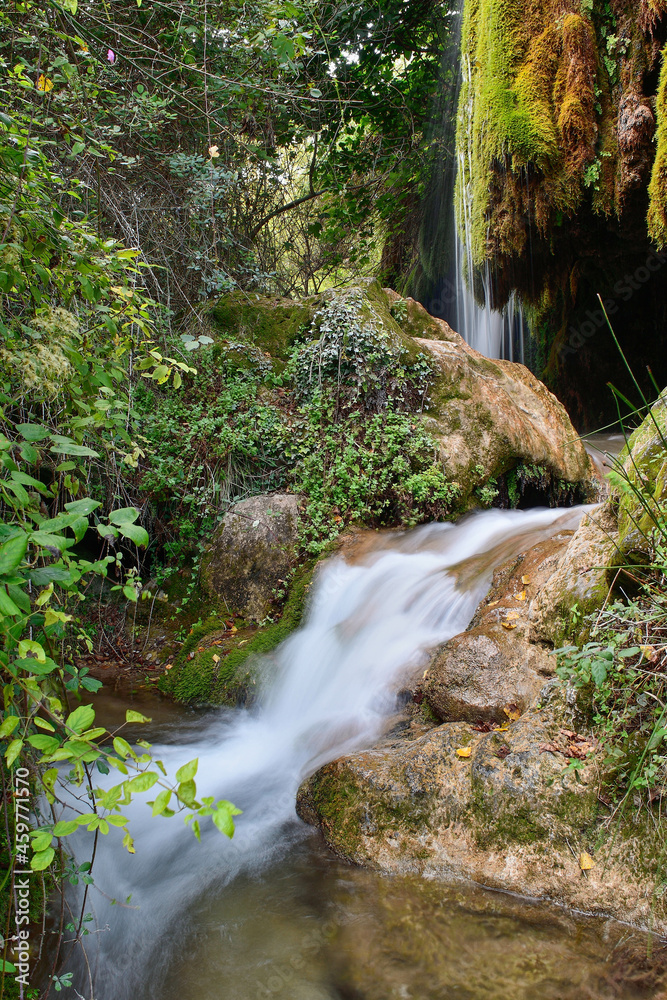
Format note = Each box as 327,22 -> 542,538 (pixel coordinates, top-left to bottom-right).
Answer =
37,74 -> 54,93
501,621 -> 517,630
504,706 -> 521,721
639,645 -> 656,660
516,590 -> 527,601
495,724 -> 510,732
455,747 -> 472,758
164,663 -> 172,671
212,654 -> 220,663
422,669 -> 429,679
521,575 -> 530,585
208,145 -> 220,158
579,851 -> 595,871
487,599 -> 499,607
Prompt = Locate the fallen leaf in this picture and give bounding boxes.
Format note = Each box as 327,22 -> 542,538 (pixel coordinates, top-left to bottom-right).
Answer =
504,704 -> 521,721
521,575 -> 531,585
487,599 -> 499,607
212,654 -> 220,663
472,721 -> 496,732
516,590 -> 527,602
455,747 -> 472,758
495,723 -> 510,732
579,851 -> 595,871
164,663 -> 173,671
422,670 -> 429,679
539,742 -> 562,754
495,745 -> 511,759
501,621 -> 518,630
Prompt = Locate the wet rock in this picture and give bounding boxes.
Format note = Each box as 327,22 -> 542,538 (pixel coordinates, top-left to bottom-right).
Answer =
299,681 -> 666,933
423,623 -> 553,724
200,493 -> 300,620
616,391 -> 667,557
424,530 -> 574,724
529,503 -> 620,643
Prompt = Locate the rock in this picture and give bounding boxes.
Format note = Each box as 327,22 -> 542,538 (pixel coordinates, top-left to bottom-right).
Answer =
616,391 -> 667,557
423,529 -> 574,723
210,280 -> 594,507
298,681 -> 666,933
200,493 -> 300,620
423,623 -> 553,724
529,503 -> 620,643
418,336 -> 592,486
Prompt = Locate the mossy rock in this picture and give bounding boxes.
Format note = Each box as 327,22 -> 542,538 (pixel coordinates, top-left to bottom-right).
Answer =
616,391 -> 667,555
158,559 -> 315,706
209,291 -> 318,363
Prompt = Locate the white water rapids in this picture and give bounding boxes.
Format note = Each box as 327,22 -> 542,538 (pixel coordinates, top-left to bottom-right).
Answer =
58,505 -> 588,999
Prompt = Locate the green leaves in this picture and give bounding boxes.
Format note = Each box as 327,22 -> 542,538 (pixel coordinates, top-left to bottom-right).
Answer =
0,532 -> 28,575
66,704 -> 96,734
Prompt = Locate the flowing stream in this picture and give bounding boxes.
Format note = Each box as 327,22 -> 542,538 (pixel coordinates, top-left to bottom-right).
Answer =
53,507 -> 653,999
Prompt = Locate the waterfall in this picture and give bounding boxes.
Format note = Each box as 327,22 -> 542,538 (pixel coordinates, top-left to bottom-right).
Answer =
417,14 -> 526,364
56,505 -> 587,999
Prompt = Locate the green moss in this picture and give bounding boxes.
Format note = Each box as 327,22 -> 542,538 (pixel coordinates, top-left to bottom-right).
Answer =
158,560 -> 316,705
456,0 -> 602,267
648,43 -> 667,246
209,292 -> 316,362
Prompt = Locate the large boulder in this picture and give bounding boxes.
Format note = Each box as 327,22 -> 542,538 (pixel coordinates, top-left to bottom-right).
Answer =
200,493 -> 300,620
298,681 -> 665,932
210,280 -> 594,509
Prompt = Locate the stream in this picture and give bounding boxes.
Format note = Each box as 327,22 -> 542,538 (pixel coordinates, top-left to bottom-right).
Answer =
53,505 -> 655,1000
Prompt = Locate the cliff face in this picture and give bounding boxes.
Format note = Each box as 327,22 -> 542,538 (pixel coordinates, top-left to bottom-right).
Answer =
456,0 -> 667,427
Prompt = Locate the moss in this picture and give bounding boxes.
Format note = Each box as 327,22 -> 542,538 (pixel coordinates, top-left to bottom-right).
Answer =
648,42 -> 667,247
456,1 -> 604,266
158,559 -> 315,706
209,292 -> 316,362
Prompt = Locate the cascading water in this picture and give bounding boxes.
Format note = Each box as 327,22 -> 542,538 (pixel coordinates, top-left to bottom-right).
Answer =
417,10 -> 527,363
53,505 -> 590,1000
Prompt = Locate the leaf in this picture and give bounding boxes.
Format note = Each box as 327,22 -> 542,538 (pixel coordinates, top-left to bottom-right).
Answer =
108,506 -> 140,526
521,575 -> 531,585
113,737 -> 134,759
49,443 -> 100,458
176,758 -> 198,783
0,961 -> 16,973
18,639 -> 46,662
53,820 -> 80,837
16,423 -> 49,440
66,704 -> 96,734
5,738 -> 23,766
455,747 -> 472,758
0,588 -> 22,616
31,847 -> 55,871
0,533 -> 27,575
0,716 -> 20,738
151,789 -> 172,816
123,832 -> 135,854
591,660 -> 608,687
126,710 -> 151,724
125,771 -> 159,793
501,621 -> 517,630
212,802 -> 237,837
65,498 -> 101,516
516,590 -> 527,601
118,522 -> 149,547
579,851 -> 595,871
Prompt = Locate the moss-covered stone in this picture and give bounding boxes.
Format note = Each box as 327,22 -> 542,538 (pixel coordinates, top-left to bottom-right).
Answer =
158,559 -> 315,705
209,291 -> 317,363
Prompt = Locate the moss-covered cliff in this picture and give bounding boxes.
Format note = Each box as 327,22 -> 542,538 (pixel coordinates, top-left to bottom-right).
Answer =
451,0 -> 667,427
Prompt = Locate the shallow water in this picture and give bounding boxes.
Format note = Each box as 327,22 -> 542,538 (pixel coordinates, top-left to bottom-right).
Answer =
48,506 -> 659,999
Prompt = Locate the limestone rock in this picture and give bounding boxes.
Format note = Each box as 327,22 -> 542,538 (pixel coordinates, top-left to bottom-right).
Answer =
200,493 -> 300,620
529,503 -> 620,643
424,528 -> 574,723
298,681 -> 665,932
417,336 -> 592,486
